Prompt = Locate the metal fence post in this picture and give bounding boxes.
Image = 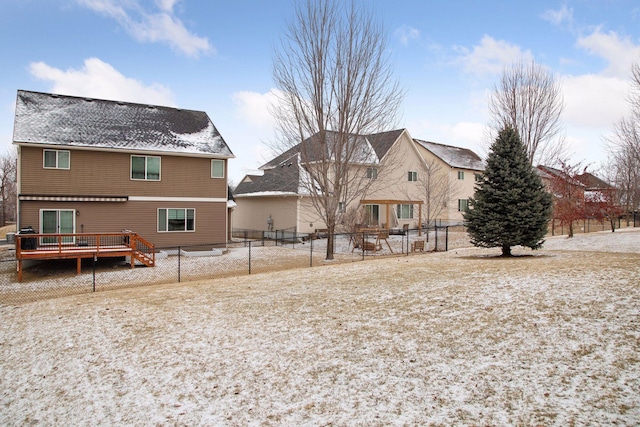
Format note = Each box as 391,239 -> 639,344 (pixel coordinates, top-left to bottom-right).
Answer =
248,240 -> 252,274
310,237 -> 313,268
445,226 -> 449,252
92,254 -> 97,292
177,246 -> 181,283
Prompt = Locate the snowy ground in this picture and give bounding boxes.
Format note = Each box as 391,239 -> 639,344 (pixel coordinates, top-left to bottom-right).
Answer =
1,229 -> 639,425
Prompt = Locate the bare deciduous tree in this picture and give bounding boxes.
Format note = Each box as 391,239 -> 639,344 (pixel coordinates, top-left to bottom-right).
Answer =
489,60 -> 566,166
271,0 -> 403,259
0,149 -> 17,226
415,158 -> 457,231
606,61 -> 640,219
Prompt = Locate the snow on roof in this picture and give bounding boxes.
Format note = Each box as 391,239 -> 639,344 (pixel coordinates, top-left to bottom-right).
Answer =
414,139 -> 484,171
13,90 -> 234,158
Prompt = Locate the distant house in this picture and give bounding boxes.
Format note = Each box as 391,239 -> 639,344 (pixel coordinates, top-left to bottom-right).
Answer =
233,128 -> 483,235
13,90 -> 235,248
576,171 -> 615,204
412,138 -> 484,224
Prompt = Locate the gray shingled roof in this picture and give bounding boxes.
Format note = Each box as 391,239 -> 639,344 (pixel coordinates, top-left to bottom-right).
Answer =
261,130 -> 397,170
235,153 -> 301,196
367,129 -> 405,160
13,90 -> 234,157
414,139 -> 484,171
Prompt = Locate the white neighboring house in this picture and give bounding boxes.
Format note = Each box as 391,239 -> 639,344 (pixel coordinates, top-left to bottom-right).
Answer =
232,129 -> 483,235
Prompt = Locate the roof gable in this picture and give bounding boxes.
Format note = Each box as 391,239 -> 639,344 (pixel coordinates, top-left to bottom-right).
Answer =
414,139 -> 484,171
13,90 -> 234,157
367,129 -> 406,160
261,130 -> 382,170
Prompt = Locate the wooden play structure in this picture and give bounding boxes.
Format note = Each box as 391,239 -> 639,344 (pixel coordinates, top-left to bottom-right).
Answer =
352,227 -> 394,253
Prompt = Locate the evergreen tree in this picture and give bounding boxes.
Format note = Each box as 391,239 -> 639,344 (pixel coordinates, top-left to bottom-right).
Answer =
464,126 -> 552,256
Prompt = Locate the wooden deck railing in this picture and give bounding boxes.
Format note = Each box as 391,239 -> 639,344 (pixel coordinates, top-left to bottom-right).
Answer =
15,231 -> 155,281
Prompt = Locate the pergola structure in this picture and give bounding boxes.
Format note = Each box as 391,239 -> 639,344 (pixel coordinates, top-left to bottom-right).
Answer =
360,199 -> 424,236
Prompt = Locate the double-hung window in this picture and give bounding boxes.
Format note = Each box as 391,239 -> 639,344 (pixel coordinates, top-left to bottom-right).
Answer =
458,199 -> 469,212
43,149 -> 70,169
397,204 -> 414,219
211,159 -> 225,178
131,155 -> 161,181
367,167 -> 378,180
158,208 -> 195,232
408,171 -> 418,182
458,171 -> 465,180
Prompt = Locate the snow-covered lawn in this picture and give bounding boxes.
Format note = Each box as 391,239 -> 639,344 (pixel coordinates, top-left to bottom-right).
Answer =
1,229 -> 639,425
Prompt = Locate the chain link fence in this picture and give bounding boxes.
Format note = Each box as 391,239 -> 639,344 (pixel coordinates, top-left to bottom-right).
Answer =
0,226 -> 468,304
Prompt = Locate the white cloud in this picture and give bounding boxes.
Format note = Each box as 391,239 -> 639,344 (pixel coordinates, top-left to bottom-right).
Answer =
541,5 -> 574,27
562,73 -> 630,128
28,57 -> 175,106
577,28 -> 640,78
75,0 -> 212,57
156,0 -> 179,13
456,35 -> 534,75
232,89 -> 280,128
445,121 -> 486,144
394,25 -> 420,46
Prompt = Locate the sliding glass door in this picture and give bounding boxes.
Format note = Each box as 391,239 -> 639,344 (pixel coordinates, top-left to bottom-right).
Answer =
40,209 -> 75,244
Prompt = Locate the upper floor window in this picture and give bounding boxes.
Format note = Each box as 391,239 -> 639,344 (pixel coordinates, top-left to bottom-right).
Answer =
397,204 -> 414,219
131,155 -> 160,181
408,171 -> 418,182
43,149 -> 70,169
475,173 -> 483,183
367,167 -> 378,180
458,199 -> 469,212
211,159 -> 225,178
458,171 -> 465,180
338,201 -> 346,213
158,208 -> 195,232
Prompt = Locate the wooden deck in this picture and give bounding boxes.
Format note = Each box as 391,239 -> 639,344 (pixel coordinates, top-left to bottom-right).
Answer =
15,232 -> 155,282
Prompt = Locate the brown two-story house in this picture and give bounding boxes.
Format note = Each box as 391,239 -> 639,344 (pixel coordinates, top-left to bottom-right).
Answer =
13,90 -> 234,248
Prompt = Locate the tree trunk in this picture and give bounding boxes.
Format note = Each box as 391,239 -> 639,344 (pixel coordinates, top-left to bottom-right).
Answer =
610,219 -> 616,232
325,223 -> 335,261
501,244 -> 512,257
568,222 -> 574,238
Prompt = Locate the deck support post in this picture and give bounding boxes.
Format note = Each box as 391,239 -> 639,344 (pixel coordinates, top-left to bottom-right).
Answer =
17,260 -> 22,283
77,258 -> 82,275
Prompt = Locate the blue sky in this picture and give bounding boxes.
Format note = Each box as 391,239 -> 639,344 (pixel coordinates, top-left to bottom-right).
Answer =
2,0 -> 640,183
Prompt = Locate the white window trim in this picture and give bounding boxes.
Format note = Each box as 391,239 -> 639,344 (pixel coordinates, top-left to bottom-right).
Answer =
458,171 -> 465,180
211,159 -> 225,179
157,208 -> 196,233
131,155 -> 161,181
408,171 -> 418,182
458,199 -> 469,212
43,149 -> 70,170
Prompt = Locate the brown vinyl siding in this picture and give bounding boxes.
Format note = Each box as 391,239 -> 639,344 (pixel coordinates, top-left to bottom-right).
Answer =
19,200 -> 227,247
19,146 -> 227,198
